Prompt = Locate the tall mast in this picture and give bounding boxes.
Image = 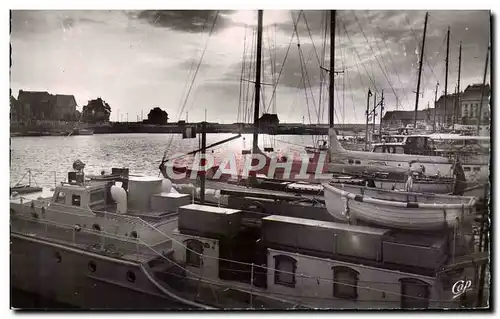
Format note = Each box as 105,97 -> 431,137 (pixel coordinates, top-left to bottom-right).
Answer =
413,12 -> 428,128
365,89 -> 371,151
379,90 -> 384,132
433,81 -> 439,131
452,86 -> 458,130
456,41 -> 462,128
444,26 -> 450,128
477,45 -> 490,133
373,91 -> 377,135
329,10 -> 336,128
252,10 -> 264,154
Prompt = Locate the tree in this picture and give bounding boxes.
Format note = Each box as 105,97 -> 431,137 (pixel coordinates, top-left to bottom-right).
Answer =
146,107 -> 169,125
82,98 -> 111,123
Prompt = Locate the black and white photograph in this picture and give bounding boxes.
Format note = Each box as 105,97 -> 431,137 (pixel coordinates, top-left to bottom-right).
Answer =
6,2 -> 493,312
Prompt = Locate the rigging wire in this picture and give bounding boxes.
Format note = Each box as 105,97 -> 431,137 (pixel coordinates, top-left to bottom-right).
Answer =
289,48 -> 316,114
265,11 -> 304,113
374,26 -> 411,110
405,14 -> 439,84
302,10 -> 323,68
318,11 -> 328,125
177,12 -> 220,121
159,13 -> 216,168
340,19 -> 380,95
161,11 -> 219,169
292,12 -> 321,125
237,25 -> 249,123
351,11 -> 401,110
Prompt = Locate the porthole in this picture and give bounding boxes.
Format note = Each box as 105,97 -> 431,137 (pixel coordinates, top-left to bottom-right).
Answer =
126,270 -> 136,283
55,252 -> 62,263
92,224 -> 101,232
88,261 -> 97,273
74,224 -> 82,232
130,231 -> 138,239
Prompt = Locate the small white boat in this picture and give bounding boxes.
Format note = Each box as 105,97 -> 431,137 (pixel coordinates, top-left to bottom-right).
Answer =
74,128 -> 94,135
323,183 -> 476,230
460,182 -> 489,202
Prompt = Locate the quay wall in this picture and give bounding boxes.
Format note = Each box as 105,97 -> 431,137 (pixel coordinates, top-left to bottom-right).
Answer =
10,121 -> 374,136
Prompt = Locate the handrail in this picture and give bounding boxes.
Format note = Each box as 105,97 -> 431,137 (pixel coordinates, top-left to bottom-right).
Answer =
12,214 -> 148,246
140,264 -> 214,310
21,201 -> 175,247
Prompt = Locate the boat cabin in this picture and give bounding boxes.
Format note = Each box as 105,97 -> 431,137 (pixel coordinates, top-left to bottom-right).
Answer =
371,135 -> 437,156
166,203 -> 471,309
52,181 -> 109,211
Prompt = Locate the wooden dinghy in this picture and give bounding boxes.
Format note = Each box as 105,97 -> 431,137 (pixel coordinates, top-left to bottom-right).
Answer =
323,183 -> 476,230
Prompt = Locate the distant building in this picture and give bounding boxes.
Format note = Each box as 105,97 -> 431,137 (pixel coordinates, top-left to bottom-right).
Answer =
460,84 -> 490,125
17,90 -> 54,122
257,113 -> 279,127
382,109 -> 432,128
15,90 -> 78,123
434,91 -> 461,128
55,94 -> 78,120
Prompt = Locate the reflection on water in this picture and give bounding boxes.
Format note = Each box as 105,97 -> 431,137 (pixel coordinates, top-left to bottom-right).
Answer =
10,133 -> 323,187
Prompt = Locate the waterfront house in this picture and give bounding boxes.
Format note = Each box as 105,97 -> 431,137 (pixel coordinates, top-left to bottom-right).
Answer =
382,110 -> 431,128
17,90 -> 54,123
460,84 -> 490,125
16,90 -> 78,123
434,92 -> 462,128
55,94 -> 78,120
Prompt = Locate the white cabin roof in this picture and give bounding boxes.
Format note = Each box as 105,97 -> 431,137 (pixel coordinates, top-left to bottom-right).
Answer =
263,215 -> 389,235
180,204 -> 241,215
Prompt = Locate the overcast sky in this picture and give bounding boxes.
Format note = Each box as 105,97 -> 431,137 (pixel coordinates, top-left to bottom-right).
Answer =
10,10 -> 490,123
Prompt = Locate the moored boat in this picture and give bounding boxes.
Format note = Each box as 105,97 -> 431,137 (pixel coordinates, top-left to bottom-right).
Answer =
11,161 -> 482,309
323,183 -> 476,230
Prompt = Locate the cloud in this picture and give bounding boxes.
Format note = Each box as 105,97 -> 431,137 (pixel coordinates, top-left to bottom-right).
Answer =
135,10 -> 233,33
10,10 -> 490,124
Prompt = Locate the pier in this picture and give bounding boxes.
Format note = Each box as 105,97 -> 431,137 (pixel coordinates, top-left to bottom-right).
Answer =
10,122 -> 373,136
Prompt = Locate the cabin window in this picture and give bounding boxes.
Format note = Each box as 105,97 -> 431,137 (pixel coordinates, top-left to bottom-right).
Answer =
72,195 -> 81,207
473,167 -> 481,172
332,266 -> 359,300
355,160 -> 361,165
374,146 -> 383,153
126,270 -> 136,283
90,191 -> 105,203
400,278 -> 430,309
273,255 -> 297,288
185,239 -> 204,268
88,261 -> 97,273
463,167 -> 471,172
348,159 -> 354,164
56,191 -> 66,204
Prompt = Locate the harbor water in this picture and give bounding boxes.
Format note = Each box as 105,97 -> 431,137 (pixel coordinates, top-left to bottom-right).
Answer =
10,133 -> 325,187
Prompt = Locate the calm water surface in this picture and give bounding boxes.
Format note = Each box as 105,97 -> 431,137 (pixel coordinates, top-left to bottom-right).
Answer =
10,133 -> 322,187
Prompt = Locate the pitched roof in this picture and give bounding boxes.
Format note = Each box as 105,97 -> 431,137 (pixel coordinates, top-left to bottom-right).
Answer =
382,110 -> 430,122
55,94 -> 77,107
462,84 -> 490,99
17,90 -> 53,105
